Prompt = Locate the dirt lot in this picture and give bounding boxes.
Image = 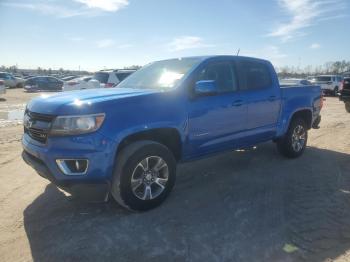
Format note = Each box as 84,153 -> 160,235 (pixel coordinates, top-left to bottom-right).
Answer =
0,89 -> 350,262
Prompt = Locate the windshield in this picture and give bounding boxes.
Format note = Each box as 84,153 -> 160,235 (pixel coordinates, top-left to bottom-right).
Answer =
117,58 -> 202,90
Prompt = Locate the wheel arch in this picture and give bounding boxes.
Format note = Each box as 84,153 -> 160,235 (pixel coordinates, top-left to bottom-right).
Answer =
116,128 -> 183,161
289,109 -> 313,130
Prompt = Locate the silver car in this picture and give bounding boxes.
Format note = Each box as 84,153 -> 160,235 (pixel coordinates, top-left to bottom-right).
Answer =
0,79 -> 6,95
0,72 -> 25,88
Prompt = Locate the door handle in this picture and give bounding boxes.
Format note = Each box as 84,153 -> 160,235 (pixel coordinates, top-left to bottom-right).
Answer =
232,100 -> 243,107
268,96 -> 276,102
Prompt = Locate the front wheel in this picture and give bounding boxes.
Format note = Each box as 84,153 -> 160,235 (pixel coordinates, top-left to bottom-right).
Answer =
277,118 -> 308,158
345,102 -> 350,113
111,141 -> 176,211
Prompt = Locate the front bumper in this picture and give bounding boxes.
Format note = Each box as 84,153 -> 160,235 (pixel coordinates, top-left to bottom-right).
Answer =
22,131 -> 117,201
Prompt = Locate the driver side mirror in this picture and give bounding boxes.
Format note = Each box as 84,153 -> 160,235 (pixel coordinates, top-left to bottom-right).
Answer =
194,80 -> 218,96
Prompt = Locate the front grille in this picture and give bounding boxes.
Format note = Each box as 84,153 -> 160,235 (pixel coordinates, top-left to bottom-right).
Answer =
27,111 -> 55,122
24,110 -> 55,144
26,127 -> 48,143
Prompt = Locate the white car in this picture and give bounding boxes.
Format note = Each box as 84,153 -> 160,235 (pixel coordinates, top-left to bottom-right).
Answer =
0,79 -> 6,95
310,75 -> 343,95
93,69 -> 136,88
63,76 -> 100,91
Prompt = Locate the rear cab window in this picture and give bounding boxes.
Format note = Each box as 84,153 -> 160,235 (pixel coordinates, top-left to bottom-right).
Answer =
237,60 -> 272,90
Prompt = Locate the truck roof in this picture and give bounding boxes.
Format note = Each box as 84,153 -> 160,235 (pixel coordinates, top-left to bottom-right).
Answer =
154,55 -> 270,64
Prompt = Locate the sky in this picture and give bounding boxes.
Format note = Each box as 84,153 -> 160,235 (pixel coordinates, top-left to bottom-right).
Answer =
0,0 -> 349,71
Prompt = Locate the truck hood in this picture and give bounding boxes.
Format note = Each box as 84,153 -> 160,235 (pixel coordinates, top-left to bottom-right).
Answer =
27,88 -> 160,115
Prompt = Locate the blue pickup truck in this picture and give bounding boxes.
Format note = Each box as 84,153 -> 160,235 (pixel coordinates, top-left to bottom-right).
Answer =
22,56 -> 322,211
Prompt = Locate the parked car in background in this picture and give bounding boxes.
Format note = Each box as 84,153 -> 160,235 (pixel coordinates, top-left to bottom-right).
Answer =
23,75 -> 35,80
280,78 -> 312,86
339,77 -> 350,112
22,56 -> 322,211
24,76 -> 63,92
63,76 -> 100,91
61,75 -> 79,82
93,69 -> 136,88
0,80 -> 6,95
310,75 -> 343,95
0,72 -> 25,88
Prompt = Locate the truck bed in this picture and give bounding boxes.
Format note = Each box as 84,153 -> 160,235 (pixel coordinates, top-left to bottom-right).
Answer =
276,84 -> 322,136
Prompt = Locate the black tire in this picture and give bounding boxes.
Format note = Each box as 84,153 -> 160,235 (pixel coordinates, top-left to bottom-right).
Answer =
111,140 -> 176,211
16,83 -> 23,88
345,102 -> 350,113
277,118 -> 308,158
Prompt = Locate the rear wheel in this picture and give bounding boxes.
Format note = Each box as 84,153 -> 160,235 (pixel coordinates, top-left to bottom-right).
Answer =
111,141 -> 176,211
345,102 -> 350,113
277,118 -> 308,158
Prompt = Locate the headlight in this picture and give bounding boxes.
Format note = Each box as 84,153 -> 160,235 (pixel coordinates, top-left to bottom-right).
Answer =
50,114 -> 105,136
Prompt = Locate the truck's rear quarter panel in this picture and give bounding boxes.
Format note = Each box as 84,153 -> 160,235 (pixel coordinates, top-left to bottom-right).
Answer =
276,85 -> 322,137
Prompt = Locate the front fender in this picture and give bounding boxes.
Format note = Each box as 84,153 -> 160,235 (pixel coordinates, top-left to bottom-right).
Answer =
108,122 -> 187,146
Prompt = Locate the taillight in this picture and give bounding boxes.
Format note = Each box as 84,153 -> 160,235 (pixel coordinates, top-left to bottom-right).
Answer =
340,80 -> 344,91
68,81 -> 78,86
105,83 -> 114,88
0,80 -> 3,85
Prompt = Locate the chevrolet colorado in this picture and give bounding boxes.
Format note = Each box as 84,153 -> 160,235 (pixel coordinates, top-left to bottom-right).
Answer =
22,56 -> 322,211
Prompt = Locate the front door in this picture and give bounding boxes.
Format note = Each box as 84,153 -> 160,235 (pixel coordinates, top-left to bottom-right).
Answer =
186,60 -> 247,158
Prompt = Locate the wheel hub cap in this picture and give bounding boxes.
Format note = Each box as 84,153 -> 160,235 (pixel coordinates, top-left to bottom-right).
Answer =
291,125 -> 306,152
131,156 -> 169,200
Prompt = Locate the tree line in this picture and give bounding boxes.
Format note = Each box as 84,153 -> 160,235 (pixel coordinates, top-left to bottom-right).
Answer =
0,65 -> 142,75
277,60 -> 350,78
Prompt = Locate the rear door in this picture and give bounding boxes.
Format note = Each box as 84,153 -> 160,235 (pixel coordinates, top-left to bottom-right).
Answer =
36,77 -> 47,90
236,59 -> 281,144
46,77 -> 58,91
187,60 -> 247,157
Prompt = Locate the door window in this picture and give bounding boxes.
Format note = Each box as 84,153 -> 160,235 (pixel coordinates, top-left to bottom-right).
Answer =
237,60 -> 272,90
197,62 -> 237,93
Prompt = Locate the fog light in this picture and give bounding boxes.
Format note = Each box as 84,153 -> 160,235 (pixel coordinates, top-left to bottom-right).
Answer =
56,159 -> 89,176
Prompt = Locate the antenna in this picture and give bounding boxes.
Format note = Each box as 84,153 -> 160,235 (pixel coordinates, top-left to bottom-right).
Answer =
236,48 -> 240,56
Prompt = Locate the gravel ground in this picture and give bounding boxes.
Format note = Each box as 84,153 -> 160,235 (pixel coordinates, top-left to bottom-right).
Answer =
0,89 -> 350,262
